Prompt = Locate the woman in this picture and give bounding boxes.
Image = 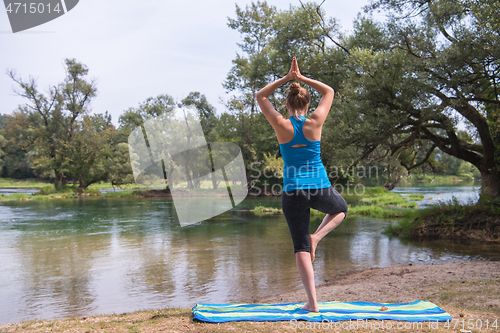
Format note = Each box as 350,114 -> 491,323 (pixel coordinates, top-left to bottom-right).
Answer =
256,57 -> 348,312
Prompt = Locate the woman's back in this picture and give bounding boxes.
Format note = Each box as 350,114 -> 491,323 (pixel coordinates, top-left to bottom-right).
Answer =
279,115 -> 331,191
273,116 -> 323,144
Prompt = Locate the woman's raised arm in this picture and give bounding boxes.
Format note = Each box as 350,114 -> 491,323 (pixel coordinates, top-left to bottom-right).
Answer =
293,61 -> 334,126
256,58 -> 295,128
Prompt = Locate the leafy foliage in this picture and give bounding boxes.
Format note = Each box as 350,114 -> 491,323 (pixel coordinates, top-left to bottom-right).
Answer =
224,0 -> 499,196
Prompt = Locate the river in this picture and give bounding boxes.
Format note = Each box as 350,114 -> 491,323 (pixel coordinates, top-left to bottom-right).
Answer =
0,184 -> 497,324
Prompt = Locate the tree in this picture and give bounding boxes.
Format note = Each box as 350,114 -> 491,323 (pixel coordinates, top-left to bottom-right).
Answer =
121,93 -> 218,191
225,1 -> 348,186
225,1 -> 277,116
178,92 -> 220,189
180,92 -> 217,140
223,2 -> 279,178
118,94 -> 176,134
66,113 -> 115,190
0,112 -> 36,178
0,114 -> 9,130
341,0 -> 500,197
226,0 -> 499,197
8,59 -> 103,189
0,134 -> 7,172
108,142 -> 135,188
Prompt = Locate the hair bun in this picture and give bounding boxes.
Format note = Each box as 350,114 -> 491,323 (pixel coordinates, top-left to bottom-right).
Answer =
289,82 -> 301,95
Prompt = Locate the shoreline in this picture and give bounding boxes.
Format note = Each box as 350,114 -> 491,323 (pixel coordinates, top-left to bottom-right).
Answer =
2,261 -> 499,332
261,261 -> 500,305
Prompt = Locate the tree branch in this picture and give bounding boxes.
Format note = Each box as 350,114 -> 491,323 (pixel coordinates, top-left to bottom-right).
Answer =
420,126 -> 482,167
331,144 -> 377,185
437,24 -> 458,44
406,144 -> 437,171
298,0 -> 350,54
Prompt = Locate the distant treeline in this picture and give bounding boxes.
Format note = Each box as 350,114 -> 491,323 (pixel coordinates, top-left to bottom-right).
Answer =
1,0 -> 497,197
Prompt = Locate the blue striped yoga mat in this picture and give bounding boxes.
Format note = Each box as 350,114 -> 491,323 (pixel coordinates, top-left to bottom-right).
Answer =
192,300 -> 452,323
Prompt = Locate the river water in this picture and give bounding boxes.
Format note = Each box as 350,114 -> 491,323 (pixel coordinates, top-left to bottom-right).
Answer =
0,184 -> 497,324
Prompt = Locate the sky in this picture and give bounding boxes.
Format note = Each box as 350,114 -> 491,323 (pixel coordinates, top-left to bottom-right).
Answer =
0,0 -> 378,127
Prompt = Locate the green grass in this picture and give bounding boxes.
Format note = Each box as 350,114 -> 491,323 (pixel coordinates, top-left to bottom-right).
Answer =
0,181 -> 138,202
359,195 -> 408,206
102,190 -> 142,197
249,187 -> 419,218
383,200 -> 467,238
87,181 -> 142,190
253,205 -> 281,213
0,192 -> 33,201
0,187 -> 105,202
355,188 -> 412,206
348,205 -> 415,218
407,194 -> 424,201
384,195 -> 500,239
0,177 -> 51,188
0,177 -> 143,190
345,186 -> 418,216
384,217 -> 423,237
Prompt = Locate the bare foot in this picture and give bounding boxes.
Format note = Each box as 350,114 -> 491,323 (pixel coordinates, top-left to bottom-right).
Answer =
300,302 -> 319,312
310,234 -> 318,262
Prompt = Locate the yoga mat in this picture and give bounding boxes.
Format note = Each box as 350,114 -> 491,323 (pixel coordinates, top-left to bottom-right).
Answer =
192,300 -> 452,323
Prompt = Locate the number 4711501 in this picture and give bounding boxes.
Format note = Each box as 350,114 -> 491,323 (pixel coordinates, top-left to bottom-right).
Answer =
6,2 -> 62,14
444,318 -> 498,330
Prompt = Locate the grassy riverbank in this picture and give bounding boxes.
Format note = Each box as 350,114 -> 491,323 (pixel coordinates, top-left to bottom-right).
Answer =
347,187 -> 418,218
0,178 -> 421,219
1,262 -> 498,333
0,178 -> 51,189
253,187 -> 419,218
0,178 -> 142,190
0,187 -> 148,202
385,196 -> 500,242
0,178 -> 145,202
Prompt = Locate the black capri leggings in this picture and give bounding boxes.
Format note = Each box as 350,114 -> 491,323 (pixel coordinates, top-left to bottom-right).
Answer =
281,186 -> 348,253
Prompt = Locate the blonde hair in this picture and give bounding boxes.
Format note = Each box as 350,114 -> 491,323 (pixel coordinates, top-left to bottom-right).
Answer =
286,82 -> 310,119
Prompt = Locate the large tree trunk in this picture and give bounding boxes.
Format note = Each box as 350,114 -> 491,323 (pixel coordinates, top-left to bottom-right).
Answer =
383,160 -> 403,191
53,169 -> 66,191
479,167 -> 500,199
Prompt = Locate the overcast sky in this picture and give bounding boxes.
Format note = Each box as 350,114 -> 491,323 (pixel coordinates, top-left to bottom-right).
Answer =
1,0 -> 378,127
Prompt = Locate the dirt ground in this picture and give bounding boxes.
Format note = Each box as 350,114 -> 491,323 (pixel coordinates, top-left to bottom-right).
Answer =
262,261 -> 500,305
1,261 -> 499,333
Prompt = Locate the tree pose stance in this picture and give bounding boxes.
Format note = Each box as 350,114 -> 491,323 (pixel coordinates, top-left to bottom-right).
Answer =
256,57 -> 347,312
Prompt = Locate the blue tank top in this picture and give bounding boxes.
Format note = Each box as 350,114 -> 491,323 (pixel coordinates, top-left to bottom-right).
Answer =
279,115 -> 332,191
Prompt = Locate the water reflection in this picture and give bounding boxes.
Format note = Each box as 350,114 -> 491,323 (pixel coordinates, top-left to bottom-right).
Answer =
0,189 -> 498,325
392,183 -> 481,207
16,233 -> 110,319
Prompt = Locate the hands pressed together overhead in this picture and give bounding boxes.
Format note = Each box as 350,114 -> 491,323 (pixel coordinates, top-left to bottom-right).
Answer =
286,57 -> 303,82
